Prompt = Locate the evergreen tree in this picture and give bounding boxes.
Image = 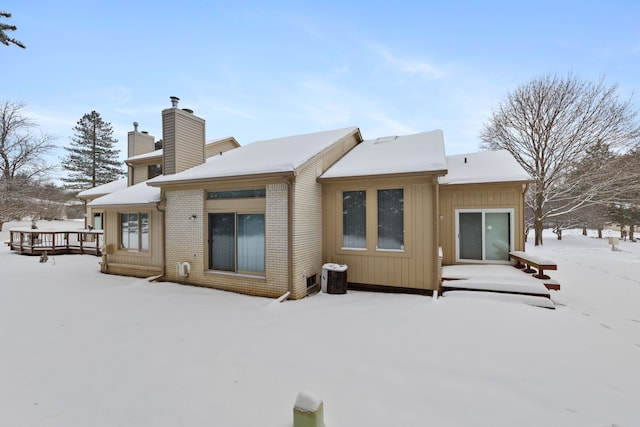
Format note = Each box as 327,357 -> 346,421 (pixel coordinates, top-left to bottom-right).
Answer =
0,11 -> 25,49
61,111 -> 124,191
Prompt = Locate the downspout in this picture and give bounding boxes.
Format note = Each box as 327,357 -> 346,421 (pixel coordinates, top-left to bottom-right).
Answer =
287,176 -> 295,298
150,196 -> 167,282
522,183 -> 530,250
432,176 -> 441,295
82,200 -> 88,229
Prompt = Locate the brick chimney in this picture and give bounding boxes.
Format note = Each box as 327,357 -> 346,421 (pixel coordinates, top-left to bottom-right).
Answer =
162,96 -> 205,175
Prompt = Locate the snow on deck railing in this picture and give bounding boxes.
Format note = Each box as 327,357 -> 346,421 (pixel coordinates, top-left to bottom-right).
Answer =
8,229 -> 104,256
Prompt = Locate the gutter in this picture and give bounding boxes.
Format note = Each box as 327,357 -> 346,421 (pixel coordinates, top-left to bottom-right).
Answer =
317,169 -> 447,183
147,171 -> 296,188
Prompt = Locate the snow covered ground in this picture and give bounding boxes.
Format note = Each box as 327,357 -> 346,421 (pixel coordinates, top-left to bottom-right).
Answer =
1,220 -> 639,426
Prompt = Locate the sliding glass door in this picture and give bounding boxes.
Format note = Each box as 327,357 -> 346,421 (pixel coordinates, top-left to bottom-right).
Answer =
456,210 -> 513,262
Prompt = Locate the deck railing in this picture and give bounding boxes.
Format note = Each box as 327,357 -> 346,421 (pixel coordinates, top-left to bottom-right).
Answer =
8,229 -> 104,256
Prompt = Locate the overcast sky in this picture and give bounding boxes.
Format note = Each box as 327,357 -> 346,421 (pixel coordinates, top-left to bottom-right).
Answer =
4,1 -> 640,180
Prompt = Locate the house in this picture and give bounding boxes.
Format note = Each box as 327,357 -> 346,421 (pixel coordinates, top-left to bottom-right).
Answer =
147,125 -> 362,299
85,97 -> 532,299
83,99 -> 239,277
438,151 -> 532,266
77,177 -> 127,230
318,131 -> 447,293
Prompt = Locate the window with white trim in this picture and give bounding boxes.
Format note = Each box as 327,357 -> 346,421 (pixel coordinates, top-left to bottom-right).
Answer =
119,212 -> 149,251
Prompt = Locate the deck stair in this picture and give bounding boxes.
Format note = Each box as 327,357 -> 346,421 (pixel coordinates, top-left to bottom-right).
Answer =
442,265 -> 554,309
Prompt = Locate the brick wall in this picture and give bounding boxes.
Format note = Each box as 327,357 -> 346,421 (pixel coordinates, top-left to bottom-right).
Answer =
164,189 -> 205,283
290,161 -> 324,298
163,184 -> 291,298
264,183 -> 290,296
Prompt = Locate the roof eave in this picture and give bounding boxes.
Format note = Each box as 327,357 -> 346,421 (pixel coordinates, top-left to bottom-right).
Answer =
148,170 -> 296,188
88,200 -> 160,209
318,169 -> 448,183
440,178 -> 534,186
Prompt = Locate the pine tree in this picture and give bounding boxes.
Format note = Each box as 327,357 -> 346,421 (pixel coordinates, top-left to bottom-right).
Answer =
61,111 -> 124,191
0,11 -> 25,49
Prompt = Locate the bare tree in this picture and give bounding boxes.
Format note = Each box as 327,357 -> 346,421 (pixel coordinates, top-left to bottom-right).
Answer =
0,100 -> 56,230
0,11 -> 25,49
481,73 -> 640,245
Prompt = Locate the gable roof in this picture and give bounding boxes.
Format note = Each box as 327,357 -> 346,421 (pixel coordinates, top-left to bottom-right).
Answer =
439,150 -> 532,185
148,126 -> 361,186
319,129 -> 447,180
77,178 -> 128,200
87,181 -> 160,207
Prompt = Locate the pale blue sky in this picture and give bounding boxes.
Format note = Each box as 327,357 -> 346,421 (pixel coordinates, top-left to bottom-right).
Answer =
4,1 -> 640,179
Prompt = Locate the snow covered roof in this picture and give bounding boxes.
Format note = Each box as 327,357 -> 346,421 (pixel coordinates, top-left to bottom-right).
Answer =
126,149 -> 162,163
77,178 -> 128,200
125,136 -> 238,163
148,127 -> 360,185
319,130 -> 447,180
88,181 -> 160,207
439,150 -> 533,185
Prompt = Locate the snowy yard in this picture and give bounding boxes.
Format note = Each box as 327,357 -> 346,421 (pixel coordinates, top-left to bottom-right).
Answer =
1,221 -> 639,426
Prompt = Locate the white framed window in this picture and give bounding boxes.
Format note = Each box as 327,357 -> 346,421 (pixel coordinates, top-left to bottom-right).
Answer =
92,212 -> 103,230
119,212 -> 149,251
455,209 -> 514,262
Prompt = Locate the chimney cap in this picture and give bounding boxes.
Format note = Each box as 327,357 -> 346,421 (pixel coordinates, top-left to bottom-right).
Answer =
170,96 -> 180,107
133,121 -> 139,131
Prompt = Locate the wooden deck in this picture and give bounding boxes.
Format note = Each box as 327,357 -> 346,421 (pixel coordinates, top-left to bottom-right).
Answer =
8,229 -> 103,256
442,265 -> 551,296
441,265 -> 556,309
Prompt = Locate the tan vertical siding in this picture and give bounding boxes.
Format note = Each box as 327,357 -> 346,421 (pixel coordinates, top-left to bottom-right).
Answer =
174,113 -> 205,173
131,164 -> 147,185
128,131 -> 155,157
162,111 -> 176,175
204,138 -> 239,158
439,183 -> 526,265
127,132 -> 135,158
101,206 -> 163,277
322,176 -> 435,290
162,107 -> 205,175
